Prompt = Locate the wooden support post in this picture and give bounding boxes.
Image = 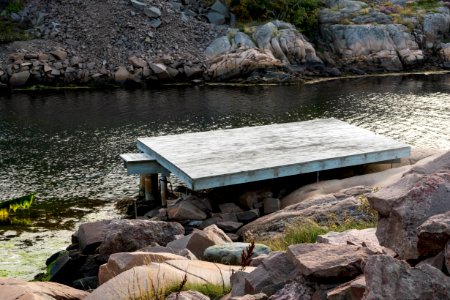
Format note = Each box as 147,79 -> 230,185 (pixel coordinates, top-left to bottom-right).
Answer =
160,175 -> 168,207
144,174 -> 155,201
151,174 -> 159,202
139,174 -> 145,197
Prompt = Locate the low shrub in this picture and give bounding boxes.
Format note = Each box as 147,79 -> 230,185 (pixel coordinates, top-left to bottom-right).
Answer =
0,17 -> 30,43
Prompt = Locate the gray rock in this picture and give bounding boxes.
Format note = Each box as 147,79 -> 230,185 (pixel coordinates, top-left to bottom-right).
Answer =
416,251 -> 445,270
114,66 -> 130,83
201,224 -> 233,244
232,293 -> 268,300
263,198 -> 280,214
9,71 -> 30,86
417,211 -> 450,257
234,32 -> 256,49
128,56 -> 147,68
317,228 -> 385,254
130,0 -> 147,11
210,0 -> 229,18
423,13 -> 450,49
267,279 -> 314,300
149,18 -> 161,28
217,220 -> 243,232
205,36 -> 231,58
203,242 -> 271,265
287,243 -> 372,280
236,209 -> 260,223
149,62 -> 171,79
368,150 -> 450,260
207,11 -> 225,25
183,65 -> 203,79
138,245 -> 198,260
363,255 -> 450,300
97,219 -> 185,255
254,22 -> 277,49
144,6 -> 161,18
50,49 -> 67,60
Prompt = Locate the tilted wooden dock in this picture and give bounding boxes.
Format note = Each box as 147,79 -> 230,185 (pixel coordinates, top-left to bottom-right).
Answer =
130,118 -> 410,191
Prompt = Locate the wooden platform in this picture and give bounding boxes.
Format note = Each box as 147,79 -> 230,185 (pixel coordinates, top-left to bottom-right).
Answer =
136,118 -> 411,190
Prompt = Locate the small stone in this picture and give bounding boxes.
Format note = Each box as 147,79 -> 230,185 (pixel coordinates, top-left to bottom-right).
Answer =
217,221 -> 243,232
144,6 -> 161,18
149,18 -> 162,28
50,49 -> 68,60
9,71 -> 30,86
128,55 -> 147,68
130,0 -> 147,11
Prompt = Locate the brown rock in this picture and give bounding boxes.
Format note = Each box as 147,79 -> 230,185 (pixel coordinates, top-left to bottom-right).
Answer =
9,71 -> 30,86
97,219 -> 184,255
8,53 -> 24,62
50,49 -> 68,60
287,243 -> 371,280
263,198 -> 280,214
368,151 -> 450,260
0,278 -> 89,300
114,66 -> 130,83
167,199 -> 207,220
446,240 -> 450,274
128,55 -> 147,68
138,245 -> 198,259
417,211 -> 450,257
98,251 -> 187,284
232,293 -> 268,300
416,251 -> 445,270
327,275 -> 366,300
239,191 -> 259,209
166,231 -> 215,258
201,224 -> 233,244
77,219 -> 112,254
38,53 -> 49,61
217,221 -> 243,232
317,228 -> 385,254
363,255 -> 450,300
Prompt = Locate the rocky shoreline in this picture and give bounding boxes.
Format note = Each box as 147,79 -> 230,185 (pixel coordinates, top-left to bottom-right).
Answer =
3,0 -> 450,88
1,149 -> 450,299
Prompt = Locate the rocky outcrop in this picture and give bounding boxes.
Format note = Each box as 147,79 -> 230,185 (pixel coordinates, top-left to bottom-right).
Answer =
317,228 -> 387,254
368,150 -> 450,260
0,278 -> 89,300
363,255 -> 450,300
417,211 -> 450,257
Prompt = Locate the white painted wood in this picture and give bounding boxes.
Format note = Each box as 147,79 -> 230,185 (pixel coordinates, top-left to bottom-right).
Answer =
119,153 -> 168,175
137,118 -> 411,190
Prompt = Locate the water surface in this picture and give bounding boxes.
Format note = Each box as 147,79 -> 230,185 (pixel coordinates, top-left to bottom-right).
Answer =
1,73 -> 449,279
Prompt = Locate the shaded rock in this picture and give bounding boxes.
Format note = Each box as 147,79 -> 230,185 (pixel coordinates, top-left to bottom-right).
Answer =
201,224 -> 233,244
114,66 -> 130,83
254,22 -> 277,50
417,211 -> 450,257
233,293 -> 268,300
317,228 -> 385,254
97,219 -> 184,255
184,65 -> 203,79
144,6 -> 161,18
166,290 -> 210,300
327,275 -> 366,300
205,36 -> 231,58
263,198 -> 280,214
219,202 -> 243,213
9,71 -> 30,86
47,250 -> 86,286
207,11 -> 226,25
0,278 -> 89,300
267,278 -> 314,300
149,18 -> 162,28
236,209 -> 260,223
204,242 -> 271,265
368,151 -> 450,260
423,13 -> 450,49
446,241 -> 450,273
98,251 -> 187,284
237,252 -> 300,296
87,261 -> 254,300
287,243 -> 372,280
149,62 -> 171,79
363,255 -> 450,300
72,276 -> 98,291
77,220 -> 112,254
166,231 -> 215,258
167,199 -> 207,220
217,220 -> 243,232
239,191 -> 259,209
234,32 -> 256,50
416,251 -> 445,270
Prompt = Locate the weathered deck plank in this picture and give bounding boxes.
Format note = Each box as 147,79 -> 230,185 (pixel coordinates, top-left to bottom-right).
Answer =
137,119 -> 411,190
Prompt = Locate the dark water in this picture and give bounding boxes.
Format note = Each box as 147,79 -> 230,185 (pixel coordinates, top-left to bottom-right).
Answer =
0,74 -> 449,279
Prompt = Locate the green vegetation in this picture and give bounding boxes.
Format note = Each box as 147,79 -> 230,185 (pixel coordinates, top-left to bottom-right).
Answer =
227,0 -> 322,36
5,0 -> 23,13
165,282 -> 231,299
0,17 -> 30,44
258,195 -> 378,251
413,0 -> 442,11
0,193 -> 35,221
